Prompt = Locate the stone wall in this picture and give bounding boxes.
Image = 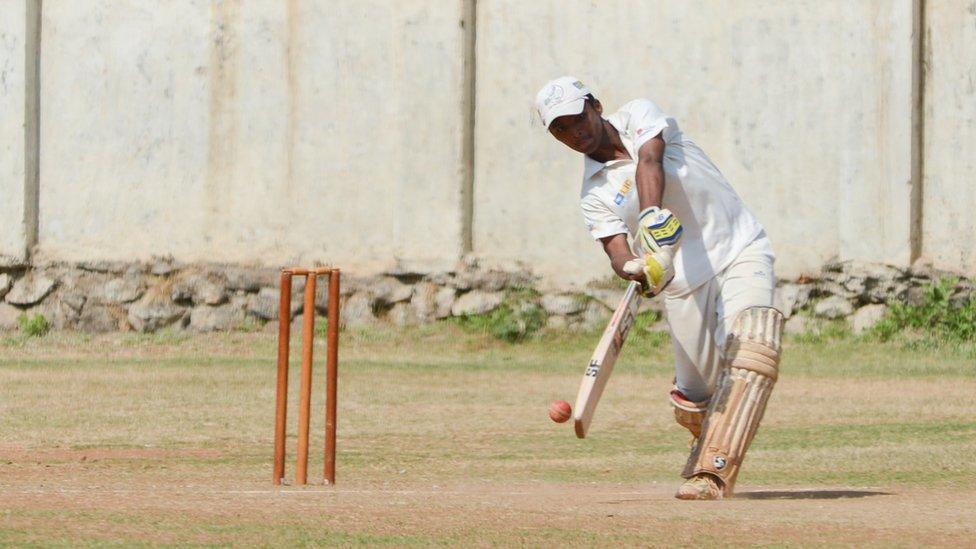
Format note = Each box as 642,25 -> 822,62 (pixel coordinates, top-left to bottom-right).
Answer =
775,261 -> 974,336
1,260 -> 971,336
0,259 -> 605,334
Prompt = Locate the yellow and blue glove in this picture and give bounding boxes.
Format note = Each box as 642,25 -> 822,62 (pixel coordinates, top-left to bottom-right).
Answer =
624,207 -> 683,296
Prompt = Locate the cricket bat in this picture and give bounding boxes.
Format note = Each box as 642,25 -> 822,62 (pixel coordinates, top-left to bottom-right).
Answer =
573,280 -> 643,438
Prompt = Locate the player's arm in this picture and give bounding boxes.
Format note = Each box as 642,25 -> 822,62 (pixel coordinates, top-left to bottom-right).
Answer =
631,132 -> 683,296
635,135 -> 666,210
599,233 -> 643,282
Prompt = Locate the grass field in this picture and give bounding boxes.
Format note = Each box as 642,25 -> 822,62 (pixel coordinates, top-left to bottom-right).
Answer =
1,324 -> 974,546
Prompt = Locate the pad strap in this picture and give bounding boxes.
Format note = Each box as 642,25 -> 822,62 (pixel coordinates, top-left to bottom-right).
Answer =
670,389 -> 709,439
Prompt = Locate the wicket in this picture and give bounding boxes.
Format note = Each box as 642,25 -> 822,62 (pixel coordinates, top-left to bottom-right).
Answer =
272,267 -> 340,486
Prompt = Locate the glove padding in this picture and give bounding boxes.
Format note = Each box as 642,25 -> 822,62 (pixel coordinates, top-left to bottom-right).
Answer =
625,207 -> 683,296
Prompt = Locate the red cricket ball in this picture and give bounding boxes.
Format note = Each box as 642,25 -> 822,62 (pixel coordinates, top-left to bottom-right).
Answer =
549,400 -> 572,423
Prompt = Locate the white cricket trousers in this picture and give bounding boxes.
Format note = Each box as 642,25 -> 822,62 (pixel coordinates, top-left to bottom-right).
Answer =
664,233 -> 776,403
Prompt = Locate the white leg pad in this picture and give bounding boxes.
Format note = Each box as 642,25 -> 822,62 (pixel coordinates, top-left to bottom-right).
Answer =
682,306 -> 784,495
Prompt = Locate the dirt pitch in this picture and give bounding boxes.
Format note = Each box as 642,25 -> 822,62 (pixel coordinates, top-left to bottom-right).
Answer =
1,328 -> 974,546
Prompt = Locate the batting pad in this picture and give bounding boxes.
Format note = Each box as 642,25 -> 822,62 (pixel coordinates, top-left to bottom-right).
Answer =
682,306 -> 784,495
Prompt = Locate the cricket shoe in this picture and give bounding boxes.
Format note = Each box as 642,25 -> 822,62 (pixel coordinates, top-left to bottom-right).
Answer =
675,473 -> 725,500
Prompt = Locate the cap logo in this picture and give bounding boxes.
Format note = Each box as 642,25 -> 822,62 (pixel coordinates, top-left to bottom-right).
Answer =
572,80 -> 585,89
544,85 -> 564,107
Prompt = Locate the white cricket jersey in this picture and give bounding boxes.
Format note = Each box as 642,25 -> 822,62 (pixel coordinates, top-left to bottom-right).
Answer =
579,99 -> 765,296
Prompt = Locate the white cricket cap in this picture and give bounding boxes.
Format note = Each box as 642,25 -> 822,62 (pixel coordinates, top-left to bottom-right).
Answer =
534,76 -> 592,128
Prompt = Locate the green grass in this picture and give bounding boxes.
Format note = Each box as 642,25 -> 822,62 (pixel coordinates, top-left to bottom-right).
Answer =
785,278 -> 976,360
1,326 -> 975,545
870,278 -> 976,343
451,287 -> 548,342
791,318 -> 852,344
16,312 -> 50,337
2,327 -> 973,479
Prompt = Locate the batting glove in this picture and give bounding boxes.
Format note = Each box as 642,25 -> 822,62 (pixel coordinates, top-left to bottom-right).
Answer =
630,207 -> 684,296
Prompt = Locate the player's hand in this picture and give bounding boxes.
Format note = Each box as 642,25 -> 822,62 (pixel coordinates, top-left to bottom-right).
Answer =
634,206 -> 683,295
622,256 -> 670,297
622,258 -> 654,297
622,252 -> 677,297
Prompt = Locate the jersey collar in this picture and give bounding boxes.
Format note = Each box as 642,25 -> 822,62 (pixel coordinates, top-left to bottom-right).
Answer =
581,114 -> 635,182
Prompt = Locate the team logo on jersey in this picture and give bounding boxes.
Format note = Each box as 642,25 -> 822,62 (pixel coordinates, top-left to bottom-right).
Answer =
614,179 -> 633,205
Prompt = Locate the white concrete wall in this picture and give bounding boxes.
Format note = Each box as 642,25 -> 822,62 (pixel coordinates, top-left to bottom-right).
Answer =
474,0 -> 918,285
0,0 -> 27,265
36,1 -> 468,273
2,0 -> 973,281
921,2 -> 976,275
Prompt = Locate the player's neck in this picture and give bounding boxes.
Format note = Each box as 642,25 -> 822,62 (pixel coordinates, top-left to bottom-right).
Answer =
588,120 -> 630,163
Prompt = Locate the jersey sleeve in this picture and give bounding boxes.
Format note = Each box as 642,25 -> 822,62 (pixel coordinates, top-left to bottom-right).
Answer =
580,193 -> 629,241
625,99 -> 676,152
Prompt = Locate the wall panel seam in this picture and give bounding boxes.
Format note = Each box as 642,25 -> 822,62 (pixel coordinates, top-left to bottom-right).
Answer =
460,0 -> 476,255
910,0 -> 925,263
23,0 -> 42,261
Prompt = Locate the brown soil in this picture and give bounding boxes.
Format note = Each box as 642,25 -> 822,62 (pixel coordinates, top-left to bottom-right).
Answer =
1,446 -> 973,547
0,445 -> 222,462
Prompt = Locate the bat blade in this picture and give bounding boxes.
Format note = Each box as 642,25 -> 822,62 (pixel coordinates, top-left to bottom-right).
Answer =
573,281 -> 643,438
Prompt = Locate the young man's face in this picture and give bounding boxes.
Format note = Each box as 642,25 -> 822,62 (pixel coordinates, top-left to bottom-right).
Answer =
548,99 -> 604,155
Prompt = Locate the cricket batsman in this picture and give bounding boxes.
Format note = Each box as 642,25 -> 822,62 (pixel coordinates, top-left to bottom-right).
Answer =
535,76 -> 784,500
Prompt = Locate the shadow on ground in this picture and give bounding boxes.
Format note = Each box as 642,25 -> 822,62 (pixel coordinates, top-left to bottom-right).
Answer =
600,489 -> 891,505
736,489 -> 892,500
